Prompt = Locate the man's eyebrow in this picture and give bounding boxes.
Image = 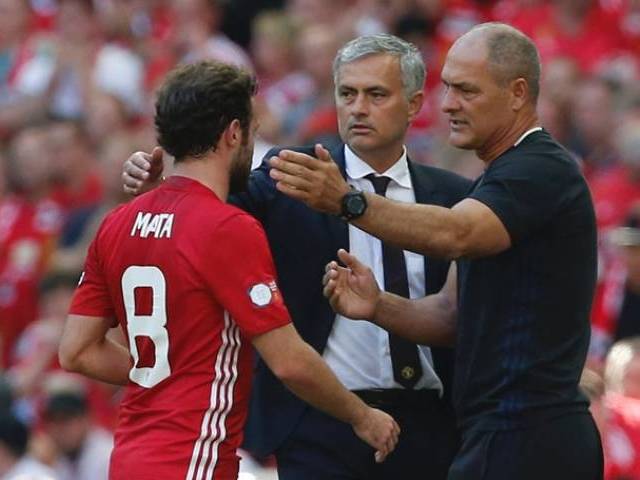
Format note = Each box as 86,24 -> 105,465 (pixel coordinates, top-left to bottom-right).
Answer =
442,79 -> 477,90
338,85 -> 389,92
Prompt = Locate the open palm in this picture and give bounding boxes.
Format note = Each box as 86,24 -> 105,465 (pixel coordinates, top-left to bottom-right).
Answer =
323,249 -> 381,320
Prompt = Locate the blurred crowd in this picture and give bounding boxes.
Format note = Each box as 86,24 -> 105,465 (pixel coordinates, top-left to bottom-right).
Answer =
2,0 -> 640,478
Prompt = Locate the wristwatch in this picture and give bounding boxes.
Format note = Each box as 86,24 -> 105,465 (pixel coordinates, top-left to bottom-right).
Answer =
340,189 -> 368,221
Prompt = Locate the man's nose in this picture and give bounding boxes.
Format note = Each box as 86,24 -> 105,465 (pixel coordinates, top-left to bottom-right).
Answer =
441,88 -> 460,113
351,93 -> 369,116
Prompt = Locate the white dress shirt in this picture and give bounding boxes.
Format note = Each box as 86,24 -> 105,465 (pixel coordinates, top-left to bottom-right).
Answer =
322,145 -> 443,393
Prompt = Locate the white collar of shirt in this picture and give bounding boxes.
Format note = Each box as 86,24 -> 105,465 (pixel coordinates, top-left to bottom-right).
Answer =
344,144 -> 412,189
514,126 -> 543,147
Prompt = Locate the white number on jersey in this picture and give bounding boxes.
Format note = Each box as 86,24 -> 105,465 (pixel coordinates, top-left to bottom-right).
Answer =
121,266 -> 171,388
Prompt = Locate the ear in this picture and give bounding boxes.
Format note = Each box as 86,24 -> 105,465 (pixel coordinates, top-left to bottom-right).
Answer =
222,119 -> 242,149
510,78 -> 528,111
407,90 -> 424,122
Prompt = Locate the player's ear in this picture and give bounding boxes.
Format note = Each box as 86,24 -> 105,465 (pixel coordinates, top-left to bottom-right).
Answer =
223,119 -> 242,148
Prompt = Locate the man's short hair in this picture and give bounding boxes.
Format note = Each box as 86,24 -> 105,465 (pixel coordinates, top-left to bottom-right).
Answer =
469,22 -> 541,103
154,61 -> 257,162
332,34 -> 425,99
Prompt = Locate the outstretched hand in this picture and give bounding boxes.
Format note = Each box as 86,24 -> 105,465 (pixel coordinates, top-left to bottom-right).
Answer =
122,146 -> 165,196
323,249 -> 381,320
269,144 -> 351,215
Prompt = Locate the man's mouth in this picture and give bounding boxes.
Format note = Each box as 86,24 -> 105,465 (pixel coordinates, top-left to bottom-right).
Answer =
350,123 -> 374,133
449,119 -> 468,129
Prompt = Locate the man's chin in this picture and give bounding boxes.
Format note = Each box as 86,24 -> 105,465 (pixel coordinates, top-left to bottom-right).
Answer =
347,136 -> 381,153
448,133 -> 475,150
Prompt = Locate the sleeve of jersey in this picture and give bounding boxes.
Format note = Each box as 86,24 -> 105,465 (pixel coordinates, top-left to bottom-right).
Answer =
68,235 -> 116,325
202,213 -> 292,339
468,154 -> 566,244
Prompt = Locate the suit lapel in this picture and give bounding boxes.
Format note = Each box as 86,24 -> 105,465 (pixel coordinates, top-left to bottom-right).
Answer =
407,160 -> 443,294
408,159 -> 436,204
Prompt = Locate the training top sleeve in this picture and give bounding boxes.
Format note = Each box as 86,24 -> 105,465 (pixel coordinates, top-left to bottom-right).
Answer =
468,151 -> 574,244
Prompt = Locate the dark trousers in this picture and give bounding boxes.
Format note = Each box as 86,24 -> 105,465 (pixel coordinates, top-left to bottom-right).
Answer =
448,412 -> 604,480
275,391 -> 458,480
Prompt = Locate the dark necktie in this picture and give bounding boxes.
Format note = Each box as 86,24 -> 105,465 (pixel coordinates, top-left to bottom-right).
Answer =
366,174 -> 423,389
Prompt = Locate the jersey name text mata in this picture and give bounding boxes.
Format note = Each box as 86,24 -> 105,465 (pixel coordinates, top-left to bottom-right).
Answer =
130,212 -> 175,239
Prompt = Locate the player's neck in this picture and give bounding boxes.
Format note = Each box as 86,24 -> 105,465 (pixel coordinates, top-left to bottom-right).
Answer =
173,156 -> 230,201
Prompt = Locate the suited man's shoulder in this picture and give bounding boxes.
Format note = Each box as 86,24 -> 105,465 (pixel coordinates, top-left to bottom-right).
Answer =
409,161 -> 473,195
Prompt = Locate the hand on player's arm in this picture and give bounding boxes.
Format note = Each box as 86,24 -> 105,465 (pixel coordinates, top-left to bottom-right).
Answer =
268,144 -> 350,215
59,315 -> 132,385
252,323 -> 400,462
122,146 -> 166,196
324,250 -> 458,346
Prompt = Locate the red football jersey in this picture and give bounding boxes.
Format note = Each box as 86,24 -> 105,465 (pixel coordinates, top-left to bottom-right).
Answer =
70,176 -> 291,480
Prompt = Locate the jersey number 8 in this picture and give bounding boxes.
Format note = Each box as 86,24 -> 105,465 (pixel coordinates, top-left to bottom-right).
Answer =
121,266 -> 171,388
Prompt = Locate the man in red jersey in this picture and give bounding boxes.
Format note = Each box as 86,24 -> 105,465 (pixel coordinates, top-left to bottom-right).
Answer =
58,61 -> 399,480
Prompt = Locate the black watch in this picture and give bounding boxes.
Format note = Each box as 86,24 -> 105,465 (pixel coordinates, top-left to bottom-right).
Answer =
340,189 -> 368,221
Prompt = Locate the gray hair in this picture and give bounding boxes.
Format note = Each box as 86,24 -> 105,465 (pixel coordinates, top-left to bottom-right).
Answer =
466,22 -> 541,103
332,34 -> 425,99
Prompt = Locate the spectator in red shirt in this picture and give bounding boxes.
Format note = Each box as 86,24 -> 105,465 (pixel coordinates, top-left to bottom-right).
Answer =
0,126 -> 65,367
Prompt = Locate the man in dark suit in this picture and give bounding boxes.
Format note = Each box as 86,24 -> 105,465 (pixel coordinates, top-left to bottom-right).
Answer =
123,34 -> 470,480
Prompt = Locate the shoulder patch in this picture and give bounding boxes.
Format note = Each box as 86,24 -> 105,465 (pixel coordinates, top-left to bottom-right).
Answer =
249,283 -> 273,307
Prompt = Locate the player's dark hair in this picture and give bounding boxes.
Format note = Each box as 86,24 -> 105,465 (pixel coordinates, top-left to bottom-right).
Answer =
154,61 -> 257,162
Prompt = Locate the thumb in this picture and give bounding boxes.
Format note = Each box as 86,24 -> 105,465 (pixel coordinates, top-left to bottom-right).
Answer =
315,143 -> 332,163
337,249 -> 367,274
151,146 -> 164,165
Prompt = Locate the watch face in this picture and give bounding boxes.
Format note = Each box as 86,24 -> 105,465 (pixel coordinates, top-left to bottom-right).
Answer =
341,190 -> 367,220
346,192 -> 366,216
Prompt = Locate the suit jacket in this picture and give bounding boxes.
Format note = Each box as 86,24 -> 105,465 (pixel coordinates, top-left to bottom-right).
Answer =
230,144 -> 472,458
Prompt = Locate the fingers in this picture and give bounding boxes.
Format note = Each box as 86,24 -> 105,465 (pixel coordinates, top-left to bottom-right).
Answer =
122,170 -> 142,195
374,419 -> 400,464
314,143 -> 332,162
269,167 -> 313,191
269,156 -> 308,177
322,268 -> 336,287
323,279 -> 336,300
337,249 -> 366,274
277,149 -> 324,169
125,152 -> 153,181
325,260 -> 339,273
274,180 -> 309,201
130,151 -> 153,172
